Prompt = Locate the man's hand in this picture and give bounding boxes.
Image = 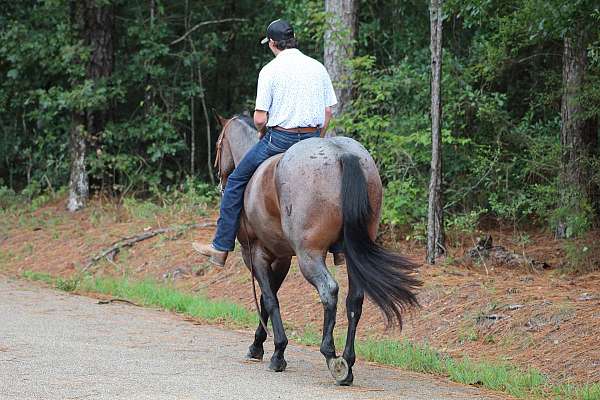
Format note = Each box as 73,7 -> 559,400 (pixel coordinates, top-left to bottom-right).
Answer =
254,110 -> 268,139
257,125 -> 267,139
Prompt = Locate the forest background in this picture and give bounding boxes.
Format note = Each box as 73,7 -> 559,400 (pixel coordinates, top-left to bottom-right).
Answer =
1,0 -> 599,262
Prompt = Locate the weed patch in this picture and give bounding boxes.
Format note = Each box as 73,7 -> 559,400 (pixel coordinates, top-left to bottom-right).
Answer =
457,323 -> 479,344
563,238 -> 600,273
55,277 -> 79,292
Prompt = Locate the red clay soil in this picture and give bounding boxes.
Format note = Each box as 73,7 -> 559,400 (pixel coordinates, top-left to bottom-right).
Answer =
1,197 -> 599,385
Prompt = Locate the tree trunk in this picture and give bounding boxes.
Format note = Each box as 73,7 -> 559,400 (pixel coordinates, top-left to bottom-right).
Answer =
197,61 -> 215,184
190,67 -> 196,175
67,0 -> 114,211
67,0 -> 88,212
85,1 -> 114,140
185,0 -> 214,183
67,114 -> 89,211
143,0 -> 156,116
426,0 -> 445,264
556,30 -> 599,238
185,0 -> 195,175
324,0 -> 357,135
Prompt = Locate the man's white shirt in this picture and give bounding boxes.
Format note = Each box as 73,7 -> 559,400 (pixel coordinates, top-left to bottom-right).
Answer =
255,48 -> 337,129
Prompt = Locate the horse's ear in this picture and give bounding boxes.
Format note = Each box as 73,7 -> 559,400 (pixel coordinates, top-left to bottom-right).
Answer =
212,108 -> 228,127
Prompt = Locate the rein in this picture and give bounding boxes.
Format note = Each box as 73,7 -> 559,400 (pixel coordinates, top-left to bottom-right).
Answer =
214,116 -> 270,336
213,116 -> 237,193
241,217 -> 270,337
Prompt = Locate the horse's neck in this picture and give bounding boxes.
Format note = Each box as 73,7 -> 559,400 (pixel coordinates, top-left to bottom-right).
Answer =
228,123 -> 259,166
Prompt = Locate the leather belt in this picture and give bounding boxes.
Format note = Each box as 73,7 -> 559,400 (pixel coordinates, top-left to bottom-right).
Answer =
273,125 -> 320,134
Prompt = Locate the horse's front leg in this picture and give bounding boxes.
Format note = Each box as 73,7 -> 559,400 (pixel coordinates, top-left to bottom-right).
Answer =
297,252 -> 347,382
245,247 -> 289,372
246,294 -> 269,361
244,253 -> 291,362
339,269 -> 364,385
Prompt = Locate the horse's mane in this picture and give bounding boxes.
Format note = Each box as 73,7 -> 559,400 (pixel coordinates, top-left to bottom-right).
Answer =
214,114 -> 257,186
233,114 -> 255,131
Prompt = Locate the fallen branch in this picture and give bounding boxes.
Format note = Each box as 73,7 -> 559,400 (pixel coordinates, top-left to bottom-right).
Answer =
170,18 -> 247,45
97,299 -> 140,306
83,222 -> 215,271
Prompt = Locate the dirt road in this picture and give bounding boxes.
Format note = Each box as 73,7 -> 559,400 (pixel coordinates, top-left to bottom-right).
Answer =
0,278 -> 505,400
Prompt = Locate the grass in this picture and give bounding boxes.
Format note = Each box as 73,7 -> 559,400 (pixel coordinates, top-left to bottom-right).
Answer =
356,339 -> 446,374
22,270 -> 55,285
556,384 -> 600,400
20,270 -> 600,400
22,271 -> 258,327
291,325 -> 322,346
82,277 -> 258,326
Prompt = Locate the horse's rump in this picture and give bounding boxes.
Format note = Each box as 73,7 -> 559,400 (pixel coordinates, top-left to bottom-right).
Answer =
277,137 -> 382,252
243,137 -> 381,256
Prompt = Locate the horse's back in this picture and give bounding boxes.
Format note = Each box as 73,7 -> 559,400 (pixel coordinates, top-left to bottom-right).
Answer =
278,136 -> 381,201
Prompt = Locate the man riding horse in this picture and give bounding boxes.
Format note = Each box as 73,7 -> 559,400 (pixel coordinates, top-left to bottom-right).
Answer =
192,19 -> 419,386
193,19 -> 344,267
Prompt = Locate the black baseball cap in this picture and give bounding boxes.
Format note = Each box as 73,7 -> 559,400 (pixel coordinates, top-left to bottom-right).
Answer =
260,19 -> 294,45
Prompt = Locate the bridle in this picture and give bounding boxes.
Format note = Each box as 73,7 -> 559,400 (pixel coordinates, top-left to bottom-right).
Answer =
213,116 -> 238,193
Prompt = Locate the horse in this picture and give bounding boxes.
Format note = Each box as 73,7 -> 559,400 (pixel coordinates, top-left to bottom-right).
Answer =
212,114 -> 420,386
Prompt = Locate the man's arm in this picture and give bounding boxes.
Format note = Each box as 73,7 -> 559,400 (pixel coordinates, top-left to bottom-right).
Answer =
321,107 -> 333,138
254,110 -> 268,139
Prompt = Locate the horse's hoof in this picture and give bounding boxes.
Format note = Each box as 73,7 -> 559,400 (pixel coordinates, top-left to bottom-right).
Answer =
335,369 -> 354,386
268,357 -> 287,372
328,357 -> 349,383
246,345 -> 264,361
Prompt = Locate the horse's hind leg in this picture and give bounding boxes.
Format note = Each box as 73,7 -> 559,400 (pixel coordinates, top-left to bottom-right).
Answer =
242,247 -> 289,372
296,251 -> 347,382
338,269 -> 365,385
246,256 -> 291,361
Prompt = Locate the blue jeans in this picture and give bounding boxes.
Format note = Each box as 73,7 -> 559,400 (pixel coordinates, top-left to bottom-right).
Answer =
213,127 -> 343,254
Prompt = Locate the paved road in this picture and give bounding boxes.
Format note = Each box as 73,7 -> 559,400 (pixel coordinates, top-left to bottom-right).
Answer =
0,279 -> 504,400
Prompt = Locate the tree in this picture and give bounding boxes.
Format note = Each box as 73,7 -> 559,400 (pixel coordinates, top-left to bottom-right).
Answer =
324,0 -> 357,134
3,0 -> 599,239
67,0 -> 115,211
556,27 -> 599,238
426,0 -> 445,264
67,0 -> 89,212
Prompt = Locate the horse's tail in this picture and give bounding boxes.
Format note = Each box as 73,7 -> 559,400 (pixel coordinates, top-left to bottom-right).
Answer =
340,153 -> 421,327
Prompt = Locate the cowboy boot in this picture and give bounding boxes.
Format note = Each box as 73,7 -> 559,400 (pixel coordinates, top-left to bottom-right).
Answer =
192,242 -> 228,267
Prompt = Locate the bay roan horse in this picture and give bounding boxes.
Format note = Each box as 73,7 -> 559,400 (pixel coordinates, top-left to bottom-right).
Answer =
213,115 -> 420,386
